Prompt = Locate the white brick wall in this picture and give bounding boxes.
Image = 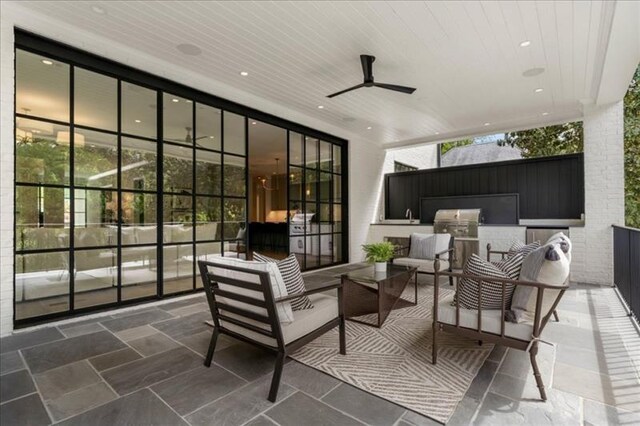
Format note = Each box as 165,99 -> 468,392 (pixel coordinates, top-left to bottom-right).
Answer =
571,101 -> 625,284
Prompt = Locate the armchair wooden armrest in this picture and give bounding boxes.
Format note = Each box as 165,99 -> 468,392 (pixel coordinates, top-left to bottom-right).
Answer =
486,243 -> 510,261
435,246 -> 455,260
274,282 -> 342,303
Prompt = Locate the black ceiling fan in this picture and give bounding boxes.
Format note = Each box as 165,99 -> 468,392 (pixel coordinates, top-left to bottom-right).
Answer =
327,55 -> 417,98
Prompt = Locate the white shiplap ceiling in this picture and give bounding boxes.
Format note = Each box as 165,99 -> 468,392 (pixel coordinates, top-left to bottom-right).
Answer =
7,1 -> 638,146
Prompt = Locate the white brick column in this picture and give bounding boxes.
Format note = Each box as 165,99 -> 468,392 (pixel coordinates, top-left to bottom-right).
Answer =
571,101 -> 625,285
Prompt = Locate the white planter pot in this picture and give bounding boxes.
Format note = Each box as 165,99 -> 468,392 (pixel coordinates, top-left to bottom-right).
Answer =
374,262 -> 387,272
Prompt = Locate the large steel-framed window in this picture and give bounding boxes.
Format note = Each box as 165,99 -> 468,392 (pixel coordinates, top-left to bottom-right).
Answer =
13,30 -> 347,326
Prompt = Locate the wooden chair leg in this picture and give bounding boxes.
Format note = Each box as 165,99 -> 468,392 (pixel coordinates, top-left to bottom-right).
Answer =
432,324 -> 438,364
204,328 -> 219,367
530,343 -> 547,401
339,315 -> 347,355
268,352 -> 286,402
553,310 -> 559,322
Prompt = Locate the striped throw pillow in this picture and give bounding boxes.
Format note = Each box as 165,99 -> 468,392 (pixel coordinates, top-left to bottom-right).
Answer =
492,252 -> 525,280
508,240 -> 541,258
253,253 -> 314,311
455,254 -> 515,310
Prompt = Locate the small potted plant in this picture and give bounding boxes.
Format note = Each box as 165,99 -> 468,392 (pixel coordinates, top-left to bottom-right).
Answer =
362,242 -> 396,272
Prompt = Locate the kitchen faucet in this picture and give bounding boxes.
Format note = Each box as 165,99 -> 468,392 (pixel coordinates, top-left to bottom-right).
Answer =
405,208 -> 414,224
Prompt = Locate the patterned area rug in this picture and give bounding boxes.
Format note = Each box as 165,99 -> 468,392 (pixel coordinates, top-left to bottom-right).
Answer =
291,284 -> 492,424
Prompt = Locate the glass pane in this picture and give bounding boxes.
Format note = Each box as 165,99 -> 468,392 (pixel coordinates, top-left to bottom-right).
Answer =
196,103 -> 221,150
320,141 -> 332,171
305,236 -> 320,269
333,145 -> 342,174
195,242 -> 223,287
289,167 -> 303,201
75,68 -> 117,131
334,204 -> 342,232
319,203 -> 331,225
305,202 -> 317,227
196,150 -> 221,195
74,248 -> 117,309
74,130 -> 118,188
196,197 -> 221,241
289,236 -> 305,268
164,244 -> 194,294
164,144 -> 193,193
320,234 -> 333,266
305,137 -> 318,169
333,176 -> 342,203
289,132 -> 304,166
333,234 -> 343,263
122,137 -> 157,191
74,189 -> 118,247
163,93 -> 193,145
122,246 -> 157,300
121,192 -> 157,245
224,155 -> 246,196
164,194 -> 193,226
224,112 -> 245,155
122,82 -> 157,138
224,199 -> 246,240
16,186 -> 68,251
15,252 -> 69,320
305,169 -> 317,201
16,50 -> 70,122
319,172 -> 331,202
16,118 -> 70,185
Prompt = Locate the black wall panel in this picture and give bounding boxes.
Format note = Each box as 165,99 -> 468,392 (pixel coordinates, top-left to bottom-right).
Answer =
385,153 -> 584,222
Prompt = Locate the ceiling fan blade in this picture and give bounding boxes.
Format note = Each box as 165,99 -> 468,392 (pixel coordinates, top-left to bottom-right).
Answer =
373,82 -> 416,94
326,83 -> 365,98
360,55 -> 375,82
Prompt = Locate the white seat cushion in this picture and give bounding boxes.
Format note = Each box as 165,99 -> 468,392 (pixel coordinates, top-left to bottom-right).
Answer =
438,294 -> 533,341
222,293 -> 339,347
394,257 -> 449,273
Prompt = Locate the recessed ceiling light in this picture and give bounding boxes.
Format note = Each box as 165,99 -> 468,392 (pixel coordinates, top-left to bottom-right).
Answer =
176,43 -> 202,56
534,88 -> 544,93
484,122 -> 490,126
542,112 -> 549,116
367,126 -> 372,130
41,60 -> 53,65
317,105 -> 324,109
209,136 -> 215,139
172,98 -> 179,103
520,40 -> 531,47
251,121 -> 257,125
240,71 -> 249,76
522,67 -> 545,77
91,5 -> 105,14
134,119 -> 141,123
435,132 -> 440,135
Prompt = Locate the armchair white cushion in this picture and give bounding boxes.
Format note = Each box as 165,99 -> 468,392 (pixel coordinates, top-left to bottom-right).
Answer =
393,257 -> 450,273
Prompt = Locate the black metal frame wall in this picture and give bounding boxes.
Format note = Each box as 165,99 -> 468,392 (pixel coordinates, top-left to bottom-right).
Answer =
13,30 -> 349,327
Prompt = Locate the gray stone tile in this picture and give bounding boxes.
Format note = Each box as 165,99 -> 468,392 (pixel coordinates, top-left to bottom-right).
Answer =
556,344 -> 639,378
0,393 -> 51,426
186,375 -> 296,426
267,391 -> 363,426
487,345 -> 507,363
244,415 -> 278,426
88,348 -> 142,371
168,302 -> 209,317
100,309 -> 174,332
281,361 -> 340,398
57,316 -> 112,330
0,327 -> 64,354
158,296 -> 204,312
446,396 -> 481,426
113,325 -> 158,342
464,360 -> 499,400
402,410 -> 441,426
0,351 -> 25,375
321,383 -> 404,425
151,311 -> 211,340
108,306 -> 161,319
21,330 -> 126,374
56,388 -> 188,426
213,342 -> 281,381
497,346 -> 554,381
33,360 -> 101,401
489,373 -> 548,401
127,333 -> 180,356
101,347 -> 202,395
59,322 -> 105,338
473,390 -> 580,425
151,364 -> 246,415
46,382 -> 117,422
583,398 -> 640,425
0,369 -> 36,403
178,330 -> 237,357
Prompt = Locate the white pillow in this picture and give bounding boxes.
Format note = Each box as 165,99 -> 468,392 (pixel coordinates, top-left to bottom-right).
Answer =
201,256 -> 294,324
546,232 -> 572,263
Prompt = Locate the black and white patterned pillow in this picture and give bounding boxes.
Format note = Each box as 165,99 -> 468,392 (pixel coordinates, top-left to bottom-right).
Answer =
253,253 -> 314,311
508,240 -> 541,258
454,254 -> 516,310
492,252 -> 525,280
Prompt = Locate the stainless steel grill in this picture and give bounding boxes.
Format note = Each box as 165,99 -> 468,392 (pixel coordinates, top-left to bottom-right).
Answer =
434,209 -> 481,269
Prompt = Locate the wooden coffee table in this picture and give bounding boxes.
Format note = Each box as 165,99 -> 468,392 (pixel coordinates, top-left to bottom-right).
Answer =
341,264 -> 418,328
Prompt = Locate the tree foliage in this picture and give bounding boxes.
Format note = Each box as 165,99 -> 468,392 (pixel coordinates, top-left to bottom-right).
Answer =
502,122 -> 583,158
624,64 -> 640,228
440,139 -> 473,156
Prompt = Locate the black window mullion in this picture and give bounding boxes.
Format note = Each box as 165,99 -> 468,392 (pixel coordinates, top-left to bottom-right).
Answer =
244,116 -> 249,258
220,111 -> 225,254
156,90 -> 163,298
69,65 -> 75,313
286,130 -> 291,257
191,99 -> 196,289
116,79 -> 122,303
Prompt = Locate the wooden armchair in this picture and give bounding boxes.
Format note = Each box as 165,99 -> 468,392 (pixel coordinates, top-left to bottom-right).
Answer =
387,235 -> 455,286
432,259 -> 569,400
198,259 -> 346,402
